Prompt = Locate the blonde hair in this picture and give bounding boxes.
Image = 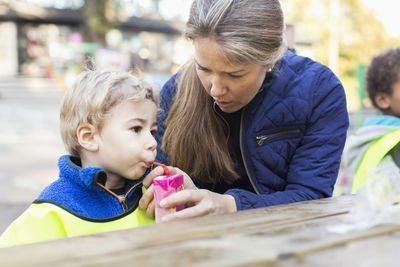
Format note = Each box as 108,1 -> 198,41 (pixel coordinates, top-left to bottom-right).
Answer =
162,0 -> 286,184
60,68 -> 159,157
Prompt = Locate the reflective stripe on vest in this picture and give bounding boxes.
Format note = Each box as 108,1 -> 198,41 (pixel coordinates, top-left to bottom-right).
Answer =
0,202 -> 154,248
352,129 -> 400,193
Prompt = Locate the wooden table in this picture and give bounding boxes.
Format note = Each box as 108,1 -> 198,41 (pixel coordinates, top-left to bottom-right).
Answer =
0,195 -> 399,266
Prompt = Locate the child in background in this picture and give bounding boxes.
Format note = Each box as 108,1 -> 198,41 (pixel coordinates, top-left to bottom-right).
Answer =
341,47 -> 400,194
0,68 -> 158,247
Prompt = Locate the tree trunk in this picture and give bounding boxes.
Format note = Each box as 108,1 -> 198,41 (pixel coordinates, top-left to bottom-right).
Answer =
81,0 -> 116,46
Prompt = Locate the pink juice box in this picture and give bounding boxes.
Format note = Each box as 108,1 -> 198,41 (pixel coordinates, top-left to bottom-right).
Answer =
153,174 -> 184,223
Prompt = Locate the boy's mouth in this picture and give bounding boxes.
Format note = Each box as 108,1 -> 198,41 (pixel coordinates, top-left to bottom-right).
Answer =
145,162 -> 153,168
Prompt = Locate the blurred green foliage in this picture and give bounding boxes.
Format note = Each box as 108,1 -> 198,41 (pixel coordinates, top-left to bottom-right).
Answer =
282,0 -> 400,112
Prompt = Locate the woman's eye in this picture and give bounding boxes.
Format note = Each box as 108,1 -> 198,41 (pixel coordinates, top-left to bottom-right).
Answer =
151,129 -> 158,136
197,66 -> 209,72
228,73 -> 243,79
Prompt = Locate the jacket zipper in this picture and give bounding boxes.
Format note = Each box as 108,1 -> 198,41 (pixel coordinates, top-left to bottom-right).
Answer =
96,181 -> 142,212
120,200 -> 128,212
96,182 -> 127,211
121,181 -> 142,212
256,129 -> 301,146
239,109 -> 259,194
213,102 -> 257,193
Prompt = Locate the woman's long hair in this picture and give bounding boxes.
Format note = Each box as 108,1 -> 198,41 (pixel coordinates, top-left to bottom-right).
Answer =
162,0 -> 286,184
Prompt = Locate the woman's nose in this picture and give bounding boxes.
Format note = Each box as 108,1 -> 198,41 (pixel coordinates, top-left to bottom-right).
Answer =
209,76 -> 227,98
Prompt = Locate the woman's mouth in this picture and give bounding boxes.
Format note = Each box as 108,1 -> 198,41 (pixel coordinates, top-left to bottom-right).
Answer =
215,100 -> 232,108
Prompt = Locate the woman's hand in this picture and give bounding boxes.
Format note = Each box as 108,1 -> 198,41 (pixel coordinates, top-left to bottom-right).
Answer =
158,189 -> 237,222
139,166 -> 197,219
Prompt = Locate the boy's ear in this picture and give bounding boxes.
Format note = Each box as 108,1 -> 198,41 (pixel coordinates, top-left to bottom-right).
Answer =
374,92 -> 391,110
77,123 -> 99,152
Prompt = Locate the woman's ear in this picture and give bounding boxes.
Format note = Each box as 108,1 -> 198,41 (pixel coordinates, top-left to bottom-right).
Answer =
264,64 -> 274,73
374,92 -> 391,110
77,123 -> 99,152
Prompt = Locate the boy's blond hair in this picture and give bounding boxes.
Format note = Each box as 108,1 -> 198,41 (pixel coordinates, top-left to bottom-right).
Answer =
60,68 -> 159,157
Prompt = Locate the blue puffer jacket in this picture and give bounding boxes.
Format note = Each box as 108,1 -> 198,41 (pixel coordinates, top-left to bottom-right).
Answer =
155,50 -> 349,210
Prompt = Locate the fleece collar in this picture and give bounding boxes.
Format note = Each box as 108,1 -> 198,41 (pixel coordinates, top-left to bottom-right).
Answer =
58,155 -> 147,194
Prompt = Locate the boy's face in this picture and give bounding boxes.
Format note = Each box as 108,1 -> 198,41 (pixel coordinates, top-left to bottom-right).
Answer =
95,99 -> 158,183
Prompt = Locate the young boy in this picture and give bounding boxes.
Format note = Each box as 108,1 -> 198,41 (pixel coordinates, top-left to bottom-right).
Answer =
342,47 -> 400,193
0,68 -> 158,247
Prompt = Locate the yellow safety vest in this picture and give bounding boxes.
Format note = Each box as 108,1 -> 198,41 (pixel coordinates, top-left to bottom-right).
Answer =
0,200 -> 153,248
352,129 -> 400,193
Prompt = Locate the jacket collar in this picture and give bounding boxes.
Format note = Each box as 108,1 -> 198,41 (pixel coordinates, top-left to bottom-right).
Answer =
58,155 -> 147,191
58,155 -> 104,189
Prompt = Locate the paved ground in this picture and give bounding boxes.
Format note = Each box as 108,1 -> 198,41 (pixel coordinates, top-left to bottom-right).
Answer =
0,76 -> 65,233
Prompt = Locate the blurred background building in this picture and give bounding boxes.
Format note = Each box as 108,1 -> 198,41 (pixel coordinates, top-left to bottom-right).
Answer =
1,0 -> 399,114
0,0 -> 191,89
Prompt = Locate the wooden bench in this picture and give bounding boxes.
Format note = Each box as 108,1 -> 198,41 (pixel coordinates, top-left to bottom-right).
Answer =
1,195 -> 399,266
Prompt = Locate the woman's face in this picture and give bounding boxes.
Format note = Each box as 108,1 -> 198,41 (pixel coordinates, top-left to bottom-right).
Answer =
194,37 -> 269,113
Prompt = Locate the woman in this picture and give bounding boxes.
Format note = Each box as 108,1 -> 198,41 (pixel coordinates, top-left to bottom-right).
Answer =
140,0 -> 349,221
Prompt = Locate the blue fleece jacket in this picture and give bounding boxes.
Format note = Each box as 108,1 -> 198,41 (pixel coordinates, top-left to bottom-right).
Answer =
36,155 -> 144,218
155,50 -> 349,210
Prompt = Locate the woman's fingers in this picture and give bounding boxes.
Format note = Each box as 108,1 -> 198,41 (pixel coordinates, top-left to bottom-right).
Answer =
160,189 -> 204,209
146,199 -> 155,219
139,184 -> 155,219
140,164 -> 202,220
142,166 -> 164,188
144,165 -> 197,190
167,167 -> 197,190
162,204 -> 208,222
139,184 -> 154,210
159,189 -> 210,222
160,189 -> 237,222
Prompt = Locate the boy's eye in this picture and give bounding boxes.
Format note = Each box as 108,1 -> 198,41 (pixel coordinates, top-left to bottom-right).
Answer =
131,126 -> 142,133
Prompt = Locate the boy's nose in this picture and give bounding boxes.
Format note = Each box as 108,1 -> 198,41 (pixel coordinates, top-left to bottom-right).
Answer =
146,135 -> 157,151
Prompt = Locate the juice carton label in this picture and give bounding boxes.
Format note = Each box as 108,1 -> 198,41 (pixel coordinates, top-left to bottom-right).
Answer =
153,174 -> 184,223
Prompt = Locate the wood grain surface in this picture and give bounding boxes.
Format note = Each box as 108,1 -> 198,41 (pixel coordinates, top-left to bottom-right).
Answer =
0,195 -> 398,267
